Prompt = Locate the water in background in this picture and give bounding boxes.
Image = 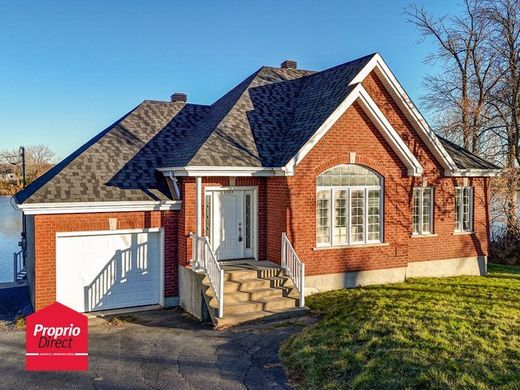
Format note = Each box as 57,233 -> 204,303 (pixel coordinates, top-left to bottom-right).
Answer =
0,196 -> 21,283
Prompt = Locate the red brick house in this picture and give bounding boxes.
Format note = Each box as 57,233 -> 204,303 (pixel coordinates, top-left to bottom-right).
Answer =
14,54 -> 499,324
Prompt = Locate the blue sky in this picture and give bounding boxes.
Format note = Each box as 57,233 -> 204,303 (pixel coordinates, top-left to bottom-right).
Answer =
0,1 -> 461,160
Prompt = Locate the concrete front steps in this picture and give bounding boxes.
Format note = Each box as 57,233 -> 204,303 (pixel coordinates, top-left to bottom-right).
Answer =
202,261 -> 307,328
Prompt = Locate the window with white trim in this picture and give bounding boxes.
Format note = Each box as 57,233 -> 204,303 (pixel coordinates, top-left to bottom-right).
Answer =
316,164 -> 383,246
455,187 -> 473,232
412,187 -> 433,235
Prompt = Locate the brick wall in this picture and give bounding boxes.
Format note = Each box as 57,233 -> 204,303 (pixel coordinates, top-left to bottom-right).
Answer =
32,70 -> 492,309
178,177 -> 268,265
265,70 -> 490,275
33,210 -> 178,310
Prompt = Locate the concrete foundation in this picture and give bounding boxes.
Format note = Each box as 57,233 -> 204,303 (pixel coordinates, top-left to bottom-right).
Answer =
406,256 -> 487,278
305,267 -> 406,296
304,256 -> 487,295
178,265 -> 205,320
164,297 -> 180,307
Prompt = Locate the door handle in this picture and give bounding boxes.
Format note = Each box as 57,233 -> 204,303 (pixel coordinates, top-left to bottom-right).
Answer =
238,224 -> 242,242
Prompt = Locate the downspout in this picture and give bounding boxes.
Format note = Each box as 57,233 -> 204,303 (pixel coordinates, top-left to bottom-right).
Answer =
164,172 -> 181,200
172,177 -> 180,200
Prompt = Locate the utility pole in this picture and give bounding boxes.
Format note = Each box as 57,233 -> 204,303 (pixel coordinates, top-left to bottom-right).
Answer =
19,146 -> 26,188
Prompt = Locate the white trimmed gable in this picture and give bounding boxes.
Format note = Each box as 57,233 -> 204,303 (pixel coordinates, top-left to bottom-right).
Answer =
285,53 -> 498,177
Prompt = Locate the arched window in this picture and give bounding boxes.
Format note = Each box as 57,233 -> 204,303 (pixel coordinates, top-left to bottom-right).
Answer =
316,164 -> 383,246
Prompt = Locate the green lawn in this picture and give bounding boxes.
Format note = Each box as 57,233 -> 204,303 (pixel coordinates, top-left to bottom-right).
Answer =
280,264 -> 520,390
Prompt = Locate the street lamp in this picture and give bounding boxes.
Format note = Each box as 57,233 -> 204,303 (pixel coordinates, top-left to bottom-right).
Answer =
19,146 -> 26,188
6,147 -> 26,188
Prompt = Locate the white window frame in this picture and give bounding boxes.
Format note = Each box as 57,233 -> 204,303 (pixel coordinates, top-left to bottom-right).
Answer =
412,187 -> 434,236
455,186 -> 474,232
316,167 -> 383,247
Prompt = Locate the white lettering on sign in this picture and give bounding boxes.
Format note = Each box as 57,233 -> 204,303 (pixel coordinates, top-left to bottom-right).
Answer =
33,323 -> 81,339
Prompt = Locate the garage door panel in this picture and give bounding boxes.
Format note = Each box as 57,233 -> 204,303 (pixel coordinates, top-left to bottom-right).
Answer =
112,292 -> 132,306
136,291 -> 156,304
57,230 -> 162,313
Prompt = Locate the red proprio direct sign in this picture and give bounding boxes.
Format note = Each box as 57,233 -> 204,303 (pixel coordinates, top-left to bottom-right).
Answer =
26,302 -> 88,371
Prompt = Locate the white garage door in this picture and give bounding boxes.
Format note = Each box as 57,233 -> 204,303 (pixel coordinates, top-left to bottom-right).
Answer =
56,229 -> 163,313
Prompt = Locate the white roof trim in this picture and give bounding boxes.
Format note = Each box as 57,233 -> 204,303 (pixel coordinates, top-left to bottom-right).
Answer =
356,54 -> 459,173
447,169 -> 501,177
284,53 -> 483,176
158,166 -> 291,177
285,84 -> 363,173
357,87 -> 423,176
17,200 -> 182,215
284,83 -> 423,176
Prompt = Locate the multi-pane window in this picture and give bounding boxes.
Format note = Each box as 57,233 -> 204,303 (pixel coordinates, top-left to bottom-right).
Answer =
316,164 -> 383,246
412,187 -> 433,235
316,191 -> 331,244
350,189 -> 365,243
368,190 -> 381,241
334,190 -> 348,244
455,187 -> 473,232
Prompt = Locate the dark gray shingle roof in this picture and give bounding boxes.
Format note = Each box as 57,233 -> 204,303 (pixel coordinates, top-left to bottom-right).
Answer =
439,137 -> 500,170
15,53 -> 499,205
174,55 -> 372,167
15,100 -> 197,204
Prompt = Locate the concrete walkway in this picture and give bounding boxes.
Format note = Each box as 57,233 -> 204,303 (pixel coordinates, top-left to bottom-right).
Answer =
0,308 -> 313,389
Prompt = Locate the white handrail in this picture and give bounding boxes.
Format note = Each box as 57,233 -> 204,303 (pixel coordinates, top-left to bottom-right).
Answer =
281,233 -> 305,307
189,233 -> 224,318
13,249 -> 23,282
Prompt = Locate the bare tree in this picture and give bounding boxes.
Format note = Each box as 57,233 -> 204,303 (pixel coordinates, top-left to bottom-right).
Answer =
0,145 -> 56,185
485,0 -> 520,165
406,0 -> 520,259
405,0 -> 500,154
0,148 -> 22,184
484,0 -> 520,240
0,148 -> 19,165
25,144 -> 56,179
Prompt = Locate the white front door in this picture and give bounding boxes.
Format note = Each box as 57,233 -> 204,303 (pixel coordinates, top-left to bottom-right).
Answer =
207,188 -> 256,261
219,191 -> 243,259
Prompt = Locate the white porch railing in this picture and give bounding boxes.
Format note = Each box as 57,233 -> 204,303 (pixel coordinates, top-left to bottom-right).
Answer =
189,233 -> 224,318
281,233 -> 305,307
13,249 -> 23,282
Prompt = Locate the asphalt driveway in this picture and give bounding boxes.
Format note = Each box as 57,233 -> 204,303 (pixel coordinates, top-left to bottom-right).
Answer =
0,308 -> 313,389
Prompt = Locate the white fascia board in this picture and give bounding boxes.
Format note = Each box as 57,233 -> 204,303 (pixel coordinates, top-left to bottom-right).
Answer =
284,83 -> 423,176
285,53 -> 470,176
361,54 -> 458,172
357,87 -> 423,176
285,84 -> 364,173
445,169 -> 501,177
18,200 -> 182,215
157,166 -> 291,177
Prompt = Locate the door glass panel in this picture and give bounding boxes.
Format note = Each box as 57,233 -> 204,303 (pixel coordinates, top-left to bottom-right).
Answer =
205,194 -> 212,244
245,194 -> 251,249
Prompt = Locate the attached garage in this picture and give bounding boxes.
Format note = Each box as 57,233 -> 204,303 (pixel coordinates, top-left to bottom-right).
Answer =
56,228 -> 164,313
